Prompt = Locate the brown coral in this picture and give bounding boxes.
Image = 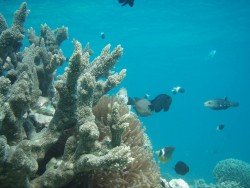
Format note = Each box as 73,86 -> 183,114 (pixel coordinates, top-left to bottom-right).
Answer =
92,95 -> 161,188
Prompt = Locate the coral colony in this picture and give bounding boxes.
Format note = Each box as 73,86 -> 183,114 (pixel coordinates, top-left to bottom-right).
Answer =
0,3 -> 160,188
1,3 -> 250,188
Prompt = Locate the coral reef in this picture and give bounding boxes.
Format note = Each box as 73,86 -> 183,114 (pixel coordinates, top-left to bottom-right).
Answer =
0,3 -> 161,188
213,158 -> 250,188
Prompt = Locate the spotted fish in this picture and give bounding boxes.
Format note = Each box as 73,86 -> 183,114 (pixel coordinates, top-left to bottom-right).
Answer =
204,97 -> 239,110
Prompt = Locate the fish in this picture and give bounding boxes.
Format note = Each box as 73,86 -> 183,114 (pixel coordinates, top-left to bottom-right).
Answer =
216,124 -> 225,131
204,97 -> 239,110
150,94 -> 172,112
171,86 -> 185,95
174,161 -> 189,175
127,96 -> 153,117
208,50 -> 216,58
100,32 -> 105,39
155,146 -> 175,164
118,0 -> 134,7
205,50 -> 216,61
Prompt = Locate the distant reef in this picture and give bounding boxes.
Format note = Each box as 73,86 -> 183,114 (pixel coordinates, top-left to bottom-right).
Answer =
0,3 -> 161,187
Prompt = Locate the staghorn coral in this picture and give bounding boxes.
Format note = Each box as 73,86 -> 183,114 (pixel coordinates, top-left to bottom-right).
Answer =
92,95 -> 161,188
0,2 -> 28,71
213,158 -> 250,188
0,2 -> 67,98
0,13 -> 8,34
0,3 -> 161,188
26,24 -> 68,98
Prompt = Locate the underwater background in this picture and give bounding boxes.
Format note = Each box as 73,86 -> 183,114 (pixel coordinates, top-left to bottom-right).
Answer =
1,0 -> 250,184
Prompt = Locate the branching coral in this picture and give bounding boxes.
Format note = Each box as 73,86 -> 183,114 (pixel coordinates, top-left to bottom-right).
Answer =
0,3 -> 161,188
27,24 -> 68,97
0,2 -> 28,72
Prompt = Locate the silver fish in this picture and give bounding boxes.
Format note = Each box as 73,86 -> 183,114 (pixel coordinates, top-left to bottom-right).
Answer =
128,96 -> 153,117
204,97 -> 239,110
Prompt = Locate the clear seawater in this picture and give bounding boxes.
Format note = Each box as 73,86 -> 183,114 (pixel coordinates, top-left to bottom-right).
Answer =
1,0 -> 250,184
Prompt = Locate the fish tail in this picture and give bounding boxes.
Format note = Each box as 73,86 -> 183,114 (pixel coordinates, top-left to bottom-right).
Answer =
127,97 -> 135,105
231,102 -> 239,107
121,1 -> 128,6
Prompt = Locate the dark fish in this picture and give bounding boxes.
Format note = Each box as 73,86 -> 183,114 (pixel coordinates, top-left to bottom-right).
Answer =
150,94 -> 172,112
100,32 -> 105,39
204,97 -> 239,110
156,146 -> 175,164
217,124 -> 225,131
128,96 -> 153,117
118,0 -> 134,7
174,161 -> 189,175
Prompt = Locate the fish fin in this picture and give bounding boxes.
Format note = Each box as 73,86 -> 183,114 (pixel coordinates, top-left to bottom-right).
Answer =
163,106 -> 170,112
155,151 -> 160,156
121,1 -> 128,6
224,96 -> 228,101
144,94 -> 150,99
134,97 -> 140,101
148,104 -> 154,111
128,0 -> 134,7
171,90 -> 177,94
231,102 -> 239,107
159,157 -> 168,164
179,88 -> 185,93
154,107 -> 162,112
127,97 -> 135,105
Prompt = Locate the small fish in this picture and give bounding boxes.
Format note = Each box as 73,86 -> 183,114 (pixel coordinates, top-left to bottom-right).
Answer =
171,86 -> 185,95
204,97 -> 239,110
100,32 -> 105,39
217,124 -> 225,131
128,96 -> 153,117
208,50 -> 216,58
174,161 -> 189,175
118,0 -> 134,7
205,49 -> 217,61
156,146 -> 175,164
150,94 -> 172,112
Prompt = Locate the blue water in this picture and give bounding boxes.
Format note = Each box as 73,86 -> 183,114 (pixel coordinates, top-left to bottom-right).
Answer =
1,0 -> 250,184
